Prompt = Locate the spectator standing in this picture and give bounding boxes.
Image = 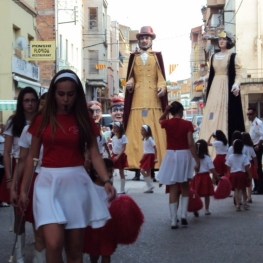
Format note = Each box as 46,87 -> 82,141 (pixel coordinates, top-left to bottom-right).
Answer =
247,107 -> 263,194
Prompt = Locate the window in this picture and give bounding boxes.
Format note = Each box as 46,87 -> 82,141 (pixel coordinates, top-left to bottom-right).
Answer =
89,8 -> 98,30
89,50 -> 98,74
249,101 -> 263,120
109,75 -> 114,96
59,35 -> 62,59
66,39 -> 68,61
71,44 -> 73,64
76,48 -> 78,65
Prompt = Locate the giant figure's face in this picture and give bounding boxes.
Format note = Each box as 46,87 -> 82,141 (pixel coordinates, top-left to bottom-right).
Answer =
110,104 -> 124,122
139,35 -> 152,51
218,37 -> 227,49
90,104 -> 102,123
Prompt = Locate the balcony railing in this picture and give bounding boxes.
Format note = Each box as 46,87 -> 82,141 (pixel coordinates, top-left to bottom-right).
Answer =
207,0 -> 225,7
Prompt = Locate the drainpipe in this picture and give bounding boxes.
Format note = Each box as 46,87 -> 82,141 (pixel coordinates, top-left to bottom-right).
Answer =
257,0 -> 262,77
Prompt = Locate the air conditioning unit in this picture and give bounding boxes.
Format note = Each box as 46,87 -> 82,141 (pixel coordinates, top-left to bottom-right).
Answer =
211,14 -> 220,27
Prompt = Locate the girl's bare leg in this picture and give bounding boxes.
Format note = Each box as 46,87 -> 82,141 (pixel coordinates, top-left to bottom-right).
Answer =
42,223 -> 64,263
64,228 -> 85,263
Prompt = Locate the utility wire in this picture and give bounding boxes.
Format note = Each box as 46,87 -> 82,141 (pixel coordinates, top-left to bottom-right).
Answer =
227,0 -> 244,23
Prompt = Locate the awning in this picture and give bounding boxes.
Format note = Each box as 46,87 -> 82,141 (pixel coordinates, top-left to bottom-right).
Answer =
13,76 -> 41,92
191,96 -> 202,102
0,100 -> 17,111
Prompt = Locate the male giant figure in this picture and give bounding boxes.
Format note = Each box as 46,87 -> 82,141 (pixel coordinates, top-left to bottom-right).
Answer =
123,26 -> 168,175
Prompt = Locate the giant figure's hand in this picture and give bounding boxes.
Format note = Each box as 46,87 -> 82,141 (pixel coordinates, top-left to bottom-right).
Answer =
157,88 -> 166,97
193,77 -> 205,85
126,81 -> 134,93
231,83 -> 240,96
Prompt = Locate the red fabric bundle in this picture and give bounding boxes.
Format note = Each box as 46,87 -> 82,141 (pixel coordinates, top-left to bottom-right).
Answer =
188,189 -> 203,212
214,176 -> 232,199
108,194 -> 144,245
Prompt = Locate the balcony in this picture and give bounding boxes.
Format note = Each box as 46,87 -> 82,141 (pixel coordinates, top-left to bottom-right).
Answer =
207,0 -> 225,7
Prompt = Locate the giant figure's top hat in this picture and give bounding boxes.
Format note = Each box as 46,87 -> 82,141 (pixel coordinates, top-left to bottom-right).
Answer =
136,26 -> 156,40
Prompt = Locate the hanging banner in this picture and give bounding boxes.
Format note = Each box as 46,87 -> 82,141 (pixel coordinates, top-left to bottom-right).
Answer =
28,41 -> 56,61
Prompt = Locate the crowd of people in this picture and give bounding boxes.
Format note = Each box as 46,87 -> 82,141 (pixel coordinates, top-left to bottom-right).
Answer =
0,26 -> 263,263
0,70 -> 143,263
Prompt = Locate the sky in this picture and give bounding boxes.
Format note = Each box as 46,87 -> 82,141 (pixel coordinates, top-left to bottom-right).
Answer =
107,0 -> 206,81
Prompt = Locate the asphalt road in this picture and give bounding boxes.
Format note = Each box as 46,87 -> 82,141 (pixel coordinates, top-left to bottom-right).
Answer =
0,171 -> 263,263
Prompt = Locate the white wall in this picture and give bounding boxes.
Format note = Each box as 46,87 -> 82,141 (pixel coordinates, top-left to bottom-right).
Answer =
57,0 -> 83,80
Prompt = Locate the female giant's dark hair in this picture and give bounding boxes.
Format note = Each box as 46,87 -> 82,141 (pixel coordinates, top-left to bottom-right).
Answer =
36,69 -> 95,154
7,87 -> 38,137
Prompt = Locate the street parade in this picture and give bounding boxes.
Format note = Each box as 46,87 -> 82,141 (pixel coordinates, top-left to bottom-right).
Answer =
0,0 -> 263,262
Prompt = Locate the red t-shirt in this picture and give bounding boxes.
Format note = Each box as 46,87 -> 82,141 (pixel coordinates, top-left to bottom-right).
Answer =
28,113 -> 99,168
160,118 -> 194,150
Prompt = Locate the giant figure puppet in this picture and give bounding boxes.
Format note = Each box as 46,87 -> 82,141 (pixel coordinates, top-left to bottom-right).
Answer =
194,31 -> 244,151
123,26 -> 168,170
110,97 -> 124,122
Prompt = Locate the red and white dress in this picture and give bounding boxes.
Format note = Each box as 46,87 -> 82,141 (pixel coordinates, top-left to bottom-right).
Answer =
139,136 -> 156,169
211,141 -> 228,175
97,134 -> 107,155
29,113 -> 111,230
225,153 -> 250,189
244,145 -> 258,179
18,125 -> 43,223
0,118 -> 28,203
111,134 -> 128,169
190,155 -> 214,197
157,118 -> 195,184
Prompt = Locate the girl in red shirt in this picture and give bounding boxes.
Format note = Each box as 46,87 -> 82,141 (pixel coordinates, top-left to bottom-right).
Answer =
19,69 -> 115,263
158,101 -> 200,229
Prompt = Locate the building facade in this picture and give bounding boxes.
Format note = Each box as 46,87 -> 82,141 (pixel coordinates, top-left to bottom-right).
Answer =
0,0 -> 40,123
192,0 -> 263,130
83,0 -> 109,109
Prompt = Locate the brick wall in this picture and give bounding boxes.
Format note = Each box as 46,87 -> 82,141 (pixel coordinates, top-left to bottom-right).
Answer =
35,0 -> 56,87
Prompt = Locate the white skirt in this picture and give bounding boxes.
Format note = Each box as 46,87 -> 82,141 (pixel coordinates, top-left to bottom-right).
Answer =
157,150 -> 195,184
33,166 -> 111,230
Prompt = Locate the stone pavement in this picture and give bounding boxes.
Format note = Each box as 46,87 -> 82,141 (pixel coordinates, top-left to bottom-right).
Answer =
0,170 -> 263,263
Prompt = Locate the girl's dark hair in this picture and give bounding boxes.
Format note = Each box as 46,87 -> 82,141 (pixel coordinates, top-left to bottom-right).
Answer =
96,122 -> 102,141
169,101 -> 184,116
231,130 -> 242,145
7,87 -> 38,137
36,69 -> 94,154
40,92 -> 48,100
233,139 -> 243,154
242,132 -> 253,147
114,122 -> 125,139
212,130 -> 228,145
89,158 -> 113,182
141,125 -> 153,140
196,139 -> 209,159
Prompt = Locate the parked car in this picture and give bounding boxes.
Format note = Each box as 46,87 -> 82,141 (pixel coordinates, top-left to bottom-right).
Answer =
101,114 -> 113,128
184,116 -> 193,122
192,115 -> 203,130
192,115 -> 203,142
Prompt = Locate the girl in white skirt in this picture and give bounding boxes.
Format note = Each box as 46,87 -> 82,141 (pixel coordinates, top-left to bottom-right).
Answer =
19,69 -> 115,263
139,125 -> 157,193
111,122 -> 128,194
158,101 -> 200,229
